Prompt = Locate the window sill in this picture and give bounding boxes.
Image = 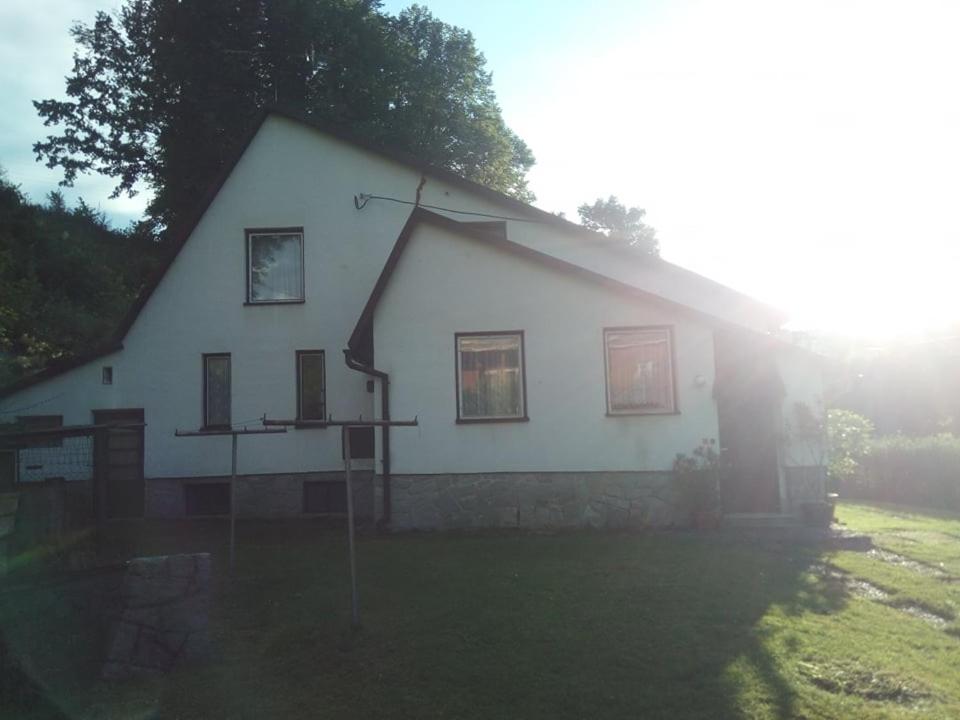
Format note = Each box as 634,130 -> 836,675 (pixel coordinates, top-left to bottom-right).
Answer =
244,299 -> 305,306
456,416 -> 530,425
605,410 -> 680,417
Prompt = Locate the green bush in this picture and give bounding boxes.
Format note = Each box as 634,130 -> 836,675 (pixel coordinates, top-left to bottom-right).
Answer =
674,440 -> 721,521
827,409 -> 873,491
855,434 -> 960,511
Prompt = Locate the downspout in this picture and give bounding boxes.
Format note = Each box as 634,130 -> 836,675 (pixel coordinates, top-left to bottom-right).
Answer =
343,349 -> 391,527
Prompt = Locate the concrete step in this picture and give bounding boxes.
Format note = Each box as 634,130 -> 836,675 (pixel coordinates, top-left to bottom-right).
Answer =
722,513 -> 803,529
719,519 -> 874,551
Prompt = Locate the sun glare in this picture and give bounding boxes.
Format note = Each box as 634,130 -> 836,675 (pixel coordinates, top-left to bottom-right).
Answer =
515,0 -> 960,340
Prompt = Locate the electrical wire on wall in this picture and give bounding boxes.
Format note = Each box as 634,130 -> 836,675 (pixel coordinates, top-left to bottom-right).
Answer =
353,193 -> 546,223
0,393 -> 66,416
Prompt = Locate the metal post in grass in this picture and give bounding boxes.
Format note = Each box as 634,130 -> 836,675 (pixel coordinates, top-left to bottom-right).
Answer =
93,426 -> 109,555
230,431 -> 238,574
343,425 -> 360,628
174,426 -> 287,576
262,415 -> 418,628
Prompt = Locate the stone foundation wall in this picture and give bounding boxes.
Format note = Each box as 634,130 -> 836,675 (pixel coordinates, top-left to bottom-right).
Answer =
145,472 -> 374,519
389,472 -> 678,530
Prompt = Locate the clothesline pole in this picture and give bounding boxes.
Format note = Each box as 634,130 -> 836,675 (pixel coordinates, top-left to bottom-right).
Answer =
260,414 -> 418,628
174,425 -> 287,576
343,426 -> 360,628
230,432 -> 238,574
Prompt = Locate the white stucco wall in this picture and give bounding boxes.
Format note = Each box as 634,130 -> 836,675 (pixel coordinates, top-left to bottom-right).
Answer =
777,348 -> 827,468
0,114 -> 775,482
373,223 -> 720,474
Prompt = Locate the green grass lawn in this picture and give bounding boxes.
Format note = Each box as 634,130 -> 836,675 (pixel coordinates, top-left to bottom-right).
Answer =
3,504 -> 960,719
831,503 -> 960,636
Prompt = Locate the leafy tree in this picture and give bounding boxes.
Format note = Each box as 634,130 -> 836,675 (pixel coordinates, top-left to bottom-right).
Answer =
34,0 -> 534,233
577,195 -> 659,255
0,170 -> 161,387
382,6 -> 534,201
826,409 -> 874,490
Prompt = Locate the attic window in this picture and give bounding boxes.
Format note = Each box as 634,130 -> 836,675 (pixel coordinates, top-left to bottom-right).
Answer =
246,228 -> 304,304
102,366 -> 113,385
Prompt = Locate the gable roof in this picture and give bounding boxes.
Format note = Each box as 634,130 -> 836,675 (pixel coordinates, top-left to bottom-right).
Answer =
349,208 -> 738,352
1,107 -> 785,399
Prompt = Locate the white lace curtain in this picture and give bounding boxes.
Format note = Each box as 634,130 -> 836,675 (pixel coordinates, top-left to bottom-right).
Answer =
606,329 -> 673,412
250,233 -> 303,301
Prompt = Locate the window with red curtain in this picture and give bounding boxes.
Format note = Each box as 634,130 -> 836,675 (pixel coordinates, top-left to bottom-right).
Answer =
456,333 -> 526,421
604,328 -> 676,414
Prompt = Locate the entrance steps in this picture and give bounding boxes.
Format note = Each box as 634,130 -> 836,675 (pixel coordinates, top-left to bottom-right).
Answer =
720,514 -> 873,551
722,513 -> 803,529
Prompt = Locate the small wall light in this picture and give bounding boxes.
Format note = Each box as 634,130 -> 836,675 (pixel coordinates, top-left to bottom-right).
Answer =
694,374 -> 707,388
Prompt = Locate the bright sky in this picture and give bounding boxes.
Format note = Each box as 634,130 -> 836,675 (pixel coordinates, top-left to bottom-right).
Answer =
3,0 -> 960,339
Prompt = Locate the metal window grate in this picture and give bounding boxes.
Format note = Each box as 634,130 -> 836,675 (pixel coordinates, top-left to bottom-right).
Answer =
185,483 -> 230,516
303,481 -> 347,514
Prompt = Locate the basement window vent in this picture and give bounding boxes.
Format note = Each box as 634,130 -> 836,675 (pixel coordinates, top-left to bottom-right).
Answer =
303,481 -> 347,514
185,483 -> 230,516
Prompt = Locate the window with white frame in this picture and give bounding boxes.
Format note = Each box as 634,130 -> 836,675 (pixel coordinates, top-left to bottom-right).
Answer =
246,228 -> 304,303
456,332 -> 527,422
604,327 -> 676,414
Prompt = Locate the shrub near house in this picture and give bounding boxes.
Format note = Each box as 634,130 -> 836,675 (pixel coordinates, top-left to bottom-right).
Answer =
828,407 -> 960,512
861,434 -> 960,511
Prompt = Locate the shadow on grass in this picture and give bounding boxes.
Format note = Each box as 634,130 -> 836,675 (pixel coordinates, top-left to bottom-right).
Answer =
1,521 -> 850,719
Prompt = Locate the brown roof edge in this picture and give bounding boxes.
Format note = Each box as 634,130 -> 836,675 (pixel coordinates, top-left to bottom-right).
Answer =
266,106 -> 788,326
1,106 -> 785,399
0,112 -> 273,401
111,111 -> 274,343
0,342 -> 123,401
88,104 -> 786,349
348,208 -> 745,351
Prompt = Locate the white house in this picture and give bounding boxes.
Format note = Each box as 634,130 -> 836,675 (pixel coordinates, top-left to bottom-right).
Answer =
0,109 -> 826,528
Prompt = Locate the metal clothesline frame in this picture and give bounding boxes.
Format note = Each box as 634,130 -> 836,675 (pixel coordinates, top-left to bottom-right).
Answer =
262,414 -> 418,628
173,425 -> 288,573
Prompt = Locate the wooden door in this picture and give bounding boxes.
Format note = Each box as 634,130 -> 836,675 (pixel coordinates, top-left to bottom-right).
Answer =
0,450 -> 15,491
714,331 -> 783,514
92,409 -> 145,518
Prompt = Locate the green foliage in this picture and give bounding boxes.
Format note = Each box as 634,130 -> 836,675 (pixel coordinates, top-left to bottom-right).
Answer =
34,0 -> 535,232
0,172 -> 161,387
858,434 -> 960,511
827,409 -> 873,489
674,438 -> 721,516
383,6 -> 535,202
577,195 -> 659,255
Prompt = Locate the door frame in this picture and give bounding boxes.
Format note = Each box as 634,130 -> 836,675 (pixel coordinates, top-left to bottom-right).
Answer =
92,408 -> 145,518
